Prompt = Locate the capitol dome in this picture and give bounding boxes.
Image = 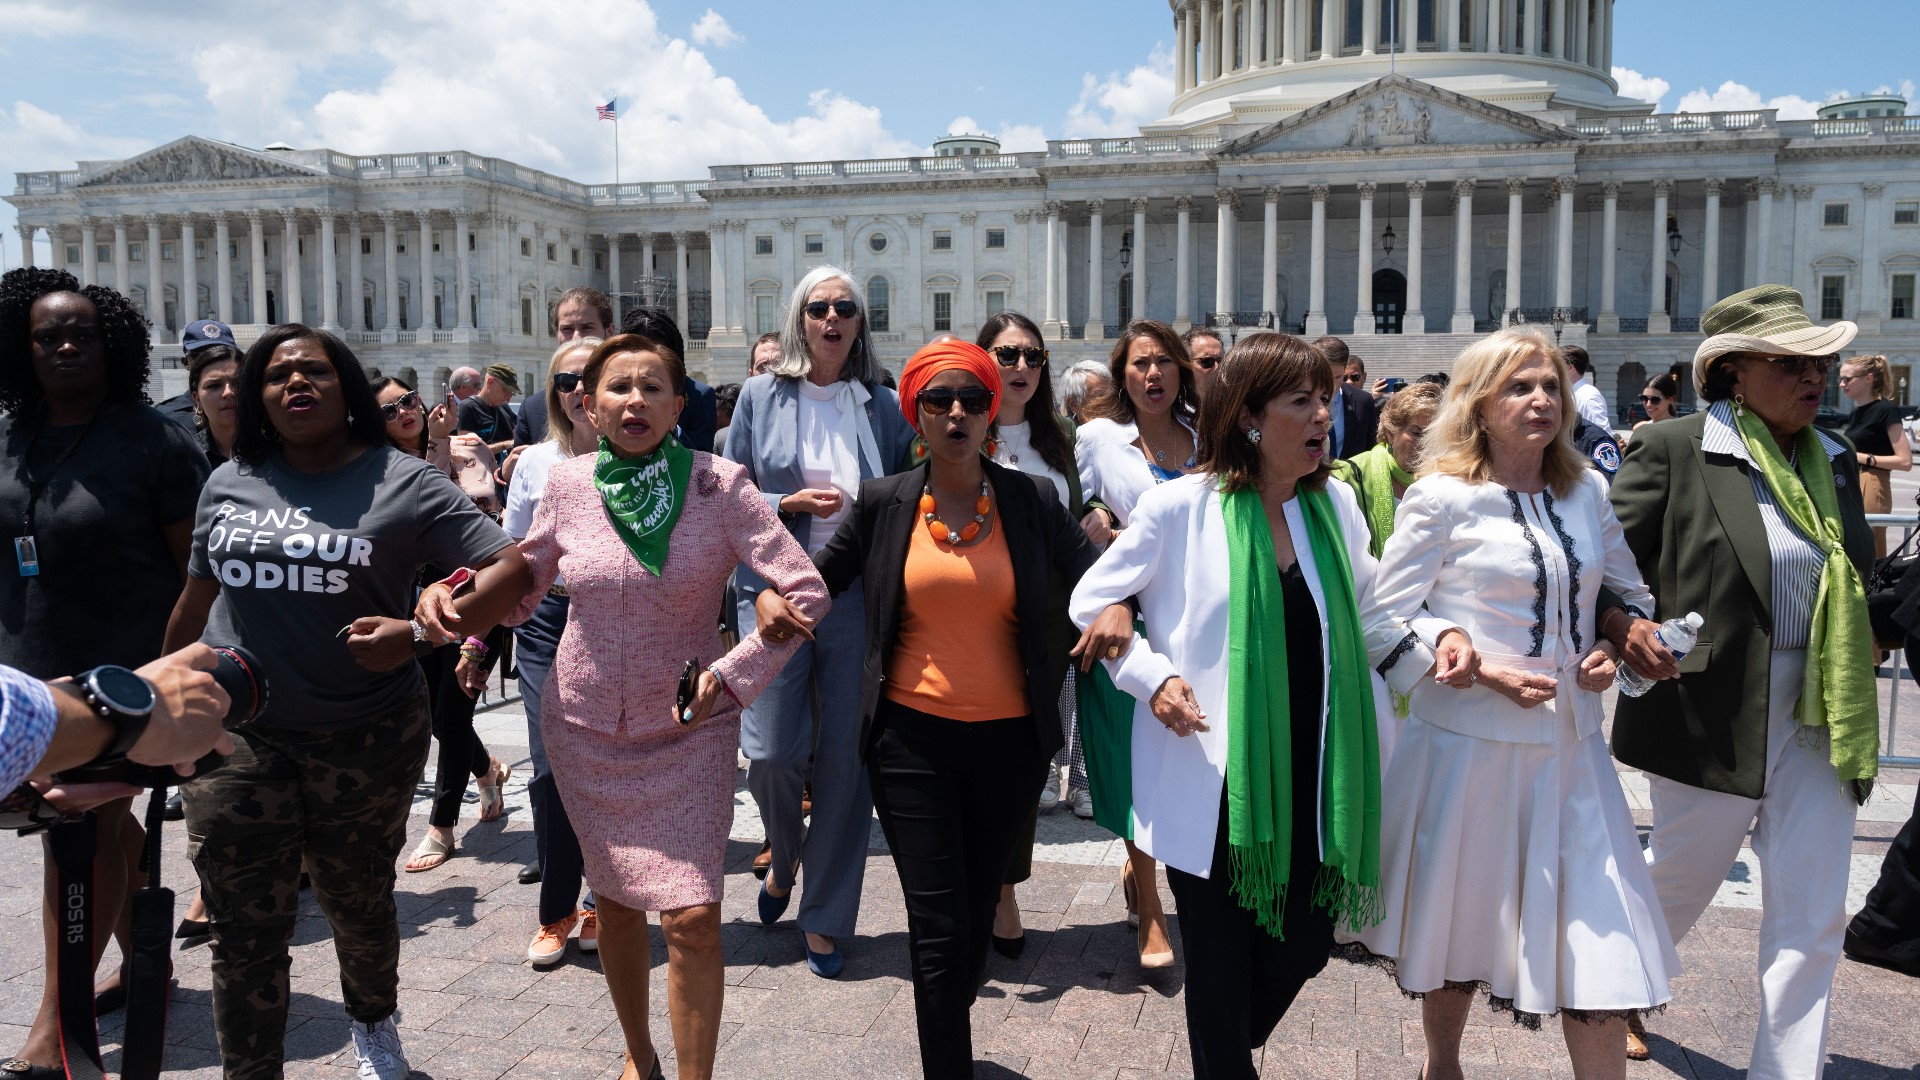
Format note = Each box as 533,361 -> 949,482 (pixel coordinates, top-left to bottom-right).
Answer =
1150,0 -> 1650,133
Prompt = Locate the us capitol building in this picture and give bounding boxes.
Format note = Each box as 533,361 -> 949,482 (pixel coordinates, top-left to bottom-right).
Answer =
9,0 -> 1919,416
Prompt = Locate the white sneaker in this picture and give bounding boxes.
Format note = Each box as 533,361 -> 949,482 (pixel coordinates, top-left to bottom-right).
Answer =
350,1015 -> 411,1080
1039,773 -> 1062,808
1069,788 -> 1094,819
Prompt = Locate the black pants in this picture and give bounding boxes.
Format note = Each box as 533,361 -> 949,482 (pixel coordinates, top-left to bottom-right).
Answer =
420,641 -> 492,828
1849,643 -> 1920,973
1165,796 -> 1335,1080
516,594 -> 592,925
868,700 -> 1049,1080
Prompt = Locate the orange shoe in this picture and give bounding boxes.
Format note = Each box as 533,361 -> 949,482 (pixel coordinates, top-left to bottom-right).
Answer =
576,909 -> 599,953
528,913 -> 577,967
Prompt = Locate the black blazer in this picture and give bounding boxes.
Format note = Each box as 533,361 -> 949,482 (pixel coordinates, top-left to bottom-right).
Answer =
812,458 -> 1101,761
1335,383 -> 1379,459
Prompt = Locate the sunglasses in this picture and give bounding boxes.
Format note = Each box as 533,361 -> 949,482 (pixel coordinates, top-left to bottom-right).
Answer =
552,371 -> 583,393
804,299 -> 859,321
377,390 -> 420,421
1344,372 -> 1365,382
1638,394 -> 1664,405
1766,354 -> 1835,377
990,345 -> 1048,368
917,387 -> 995,416
1194,356 -> 1219,370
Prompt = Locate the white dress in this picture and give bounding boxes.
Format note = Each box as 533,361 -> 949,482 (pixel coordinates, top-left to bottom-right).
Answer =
1350,468 -> 1679,1020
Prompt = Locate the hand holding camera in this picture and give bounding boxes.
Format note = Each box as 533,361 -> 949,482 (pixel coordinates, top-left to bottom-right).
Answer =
127,643 -> 236,774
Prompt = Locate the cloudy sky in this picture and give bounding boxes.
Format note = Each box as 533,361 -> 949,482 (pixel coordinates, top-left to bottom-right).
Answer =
1,0 -> 1913,266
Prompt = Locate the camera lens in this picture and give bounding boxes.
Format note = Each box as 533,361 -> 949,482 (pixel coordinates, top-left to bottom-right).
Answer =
209,645 -> 268,726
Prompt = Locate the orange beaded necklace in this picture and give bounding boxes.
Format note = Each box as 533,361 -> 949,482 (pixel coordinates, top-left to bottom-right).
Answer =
919,479 -> 992,545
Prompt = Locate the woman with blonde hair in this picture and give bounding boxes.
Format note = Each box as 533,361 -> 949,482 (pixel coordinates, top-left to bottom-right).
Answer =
1331,381 -> 1443,556
1839,353 -> 1912,557
1350,327 -> 1677,1080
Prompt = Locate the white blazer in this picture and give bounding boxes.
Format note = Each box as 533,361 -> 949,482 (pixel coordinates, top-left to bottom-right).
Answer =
1068,474 -> 1444,878
1076,416 -> 1193,527
1372,469 -> 1656,744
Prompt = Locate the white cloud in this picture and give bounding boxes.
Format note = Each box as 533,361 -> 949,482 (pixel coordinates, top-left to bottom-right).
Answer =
1064,43 -> 1176,138
990,123 -> 1049,153
0,100 -> 149,263
690,9 -> 741,48
946,116 -> 979,136
1674,80 -> 1821,120
1611,66 -> 1670,110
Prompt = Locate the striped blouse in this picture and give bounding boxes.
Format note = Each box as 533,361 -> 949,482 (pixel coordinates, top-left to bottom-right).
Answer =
1699,401 -> 1840,651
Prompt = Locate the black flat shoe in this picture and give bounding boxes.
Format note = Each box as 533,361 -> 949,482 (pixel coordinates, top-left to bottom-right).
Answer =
990,933 -> 1026,959
94,983 -> 127,1015
2,1058 -> 64,1080
175,918 -> 210,940
163,792 -> 184,821
518,864 -> 542,885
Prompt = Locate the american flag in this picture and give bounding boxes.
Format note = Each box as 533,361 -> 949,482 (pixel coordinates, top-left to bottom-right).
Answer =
597,99 -> 618,121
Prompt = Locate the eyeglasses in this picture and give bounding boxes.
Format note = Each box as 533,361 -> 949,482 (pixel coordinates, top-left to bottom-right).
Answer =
990,345 -> 1048,368
1194,355 -> 1219,370
1344,372 -> 1365,383
804,299 -> 859,321
1638,395 -> 1664,405
552,371 -> 583,393
916,387 -> 995,415
1838,373 -> 1863,384
1767,354 -> 1835,377
377,390 -> 420,421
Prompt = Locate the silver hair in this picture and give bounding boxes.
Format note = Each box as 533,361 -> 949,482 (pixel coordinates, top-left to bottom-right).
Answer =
1058,358 -> 1112,414
772,265 -> 882,385
449,366 -> 484,393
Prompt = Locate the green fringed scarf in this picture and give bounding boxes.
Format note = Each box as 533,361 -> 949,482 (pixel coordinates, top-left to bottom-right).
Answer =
592,434 -> 692,576
1344,444 -> 1416,558
1222,484 -> 1383,937
1730,406 -> 1880,784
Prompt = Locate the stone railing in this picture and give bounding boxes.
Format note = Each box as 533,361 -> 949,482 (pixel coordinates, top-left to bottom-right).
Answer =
1671,316 -> 1701,333
709,152 -> 1043,184
1048,134 -> 1222,158
1780,115 -> 1920,138
1207,311 -> 1278,329
1617,317 -> 1650,334
1570,110 -> 1776,138
586,180 -> 710,206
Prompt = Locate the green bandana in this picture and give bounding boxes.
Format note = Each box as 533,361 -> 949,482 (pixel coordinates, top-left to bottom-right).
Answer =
592,434 -> 693,576
1730,405 -> 1880,784
1222,484 -> 1383,938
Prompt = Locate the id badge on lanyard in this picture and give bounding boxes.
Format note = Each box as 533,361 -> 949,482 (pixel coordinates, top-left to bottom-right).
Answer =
13,536 -> 38,577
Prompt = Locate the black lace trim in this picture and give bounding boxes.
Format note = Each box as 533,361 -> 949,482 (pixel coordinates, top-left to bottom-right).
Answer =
1330,943 -> 1667,1029
1506,490 -> 1548,657
1378,631 -> 1419,676
1541,489 -> 1583,653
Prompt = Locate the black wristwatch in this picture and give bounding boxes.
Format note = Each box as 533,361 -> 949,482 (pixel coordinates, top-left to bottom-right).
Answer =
74,665 -> 158,766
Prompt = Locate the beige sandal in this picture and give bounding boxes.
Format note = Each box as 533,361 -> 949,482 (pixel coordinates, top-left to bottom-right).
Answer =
405,833 -> 455,873
476,757 -> 510,822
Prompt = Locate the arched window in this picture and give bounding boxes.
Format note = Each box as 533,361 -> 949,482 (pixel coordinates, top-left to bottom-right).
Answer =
867,275 -> 891,333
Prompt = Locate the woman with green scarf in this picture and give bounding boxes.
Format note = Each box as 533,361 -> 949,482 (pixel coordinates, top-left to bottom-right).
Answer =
1602,286 -> 1876,1076
1069,333 -> 1473,1079
1351,328 -> 1677,1080
1330,380 -> 1443,557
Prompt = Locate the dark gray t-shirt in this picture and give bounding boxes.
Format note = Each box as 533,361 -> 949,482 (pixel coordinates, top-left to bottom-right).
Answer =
188,444 -> 510,730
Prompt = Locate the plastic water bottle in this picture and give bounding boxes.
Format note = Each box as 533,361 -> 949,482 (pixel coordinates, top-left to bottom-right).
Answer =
1614,612 -> 1703,697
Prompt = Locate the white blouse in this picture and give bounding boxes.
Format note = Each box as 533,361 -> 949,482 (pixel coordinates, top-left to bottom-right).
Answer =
992,421 -> 1071,511
796,380 -> 852,555
1068,474 -> 1442,878
1371,468 -> 1657,745
1075,416 -> 1195,526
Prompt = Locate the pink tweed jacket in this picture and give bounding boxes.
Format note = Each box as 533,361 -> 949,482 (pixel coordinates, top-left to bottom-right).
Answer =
509,451 -> 829,730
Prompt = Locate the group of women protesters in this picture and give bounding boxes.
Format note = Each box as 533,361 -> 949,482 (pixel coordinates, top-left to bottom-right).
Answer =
0,257 -> 1885,1080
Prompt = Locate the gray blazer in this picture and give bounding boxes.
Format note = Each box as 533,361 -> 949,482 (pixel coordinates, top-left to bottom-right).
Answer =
722,373 -> 917,578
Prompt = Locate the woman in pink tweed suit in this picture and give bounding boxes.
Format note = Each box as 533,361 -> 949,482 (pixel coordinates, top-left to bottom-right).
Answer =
432,334 -> 828,1080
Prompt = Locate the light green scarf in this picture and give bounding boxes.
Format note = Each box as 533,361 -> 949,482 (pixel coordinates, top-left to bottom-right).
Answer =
1731,405 -> 1879,784
592,434 -> 693,577
1344,444 -> 1415,558
1222,484 -> 1383,938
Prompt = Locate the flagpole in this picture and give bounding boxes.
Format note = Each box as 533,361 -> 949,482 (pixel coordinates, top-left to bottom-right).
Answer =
614,110 -> 621,189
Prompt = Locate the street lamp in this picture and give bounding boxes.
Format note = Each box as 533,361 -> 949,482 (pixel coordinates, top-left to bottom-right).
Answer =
1666,217 -> 1683,258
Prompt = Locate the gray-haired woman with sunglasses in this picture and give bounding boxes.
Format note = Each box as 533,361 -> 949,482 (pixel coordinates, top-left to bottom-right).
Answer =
721,265 -> 916,975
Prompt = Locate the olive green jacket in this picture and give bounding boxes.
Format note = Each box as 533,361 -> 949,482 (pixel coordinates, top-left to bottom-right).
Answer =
1606,410 -> 1872,799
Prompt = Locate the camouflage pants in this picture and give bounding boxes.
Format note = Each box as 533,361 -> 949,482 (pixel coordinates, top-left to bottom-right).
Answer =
182,689 -> 430,1080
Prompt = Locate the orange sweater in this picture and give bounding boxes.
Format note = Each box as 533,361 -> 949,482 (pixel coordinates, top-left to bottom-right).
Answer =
884,515 -> 1029,721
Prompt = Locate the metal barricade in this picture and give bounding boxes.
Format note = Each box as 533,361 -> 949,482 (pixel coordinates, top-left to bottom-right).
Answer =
1868,512 -> 1919,768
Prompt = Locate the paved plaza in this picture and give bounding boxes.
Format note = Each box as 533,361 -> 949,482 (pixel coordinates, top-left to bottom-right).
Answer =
2,674 -> 1916,1080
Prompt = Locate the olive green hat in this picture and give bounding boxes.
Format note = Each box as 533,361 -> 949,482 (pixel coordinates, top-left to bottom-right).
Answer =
1693,284 -> 1857,393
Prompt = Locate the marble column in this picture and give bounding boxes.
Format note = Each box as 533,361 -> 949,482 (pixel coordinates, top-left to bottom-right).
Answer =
16,225 -> 34,268
179,217 -> 199,324
456,215 -> 474,330
1523,0 -> 1540,52
144,215 -> 165,339
1130,198 -> 1149,322
1859,182 -> 1887,330
1286,0 -> 1306,61
80,220 -> 98,287
1042,201 -> 1062,336
319,212 -> 339,330
1176,5 -> 1190,91
1306,184 -> 1329,338
672,231 -> 690,337
1214,188 -> 1237,319
1596,182 -> 1620,332
1446,0 -> 1463,50
1186,3 -> 1202,86
1648,180 -> 1672,333
1362,0 -> 1379,54
604,232 -> 622,324
959,212 -> 978,333
1701,179 -> 1723,310
1224,0 -> 1239,71
1554,177 -> 1575,312
212,213 -> 233,324
1753,179 -> 1775,287
380,211 -> 400,334
1503,178 -> 1524,326
1200,0 -> 1217,81
1549,0 -> 1566,56
280,210 -> 303,325
1319,0 -> 1337,57
1405,181 -> 1426,333
1790,185 -> 1817,307
243,211 -> 266,324
1265,0 -> 1281,65
1451,180 -> 1475,334
417,211 -> 434,329
346,216 -> 364,331
1261,187 -> 1280,322
707,223 -> 729,341
1354,183 -> 1376,334
641,236 -> 656,303
1086,200 -> 1106,339
1053,211 -> 1070,334
1175,196 -> 1194,331
1574,0 -> 1589,65
113,216 -> 131,298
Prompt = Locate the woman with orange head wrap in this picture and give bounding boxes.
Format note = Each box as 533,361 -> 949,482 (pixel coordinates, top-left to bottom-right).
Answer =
755,339 -> 1134,1078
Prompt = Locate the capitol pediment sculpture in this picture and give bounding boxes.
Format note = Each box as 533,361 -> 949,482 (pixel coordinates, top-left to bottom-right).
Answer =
1217,74 -> 1568,158
76,137 -> 316,188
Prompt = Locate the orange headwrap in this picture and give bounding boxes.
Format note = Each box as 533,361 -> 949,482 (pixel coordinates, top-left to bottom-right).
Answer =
896,339 -> 1004,431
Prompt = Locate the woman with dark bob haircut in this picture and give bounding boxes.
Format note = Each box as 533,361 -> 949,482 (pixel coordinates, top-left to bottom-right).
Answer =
164,323 -> 531,1080
0,267 -> 211,1080
1071,332 -> 1466,1077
